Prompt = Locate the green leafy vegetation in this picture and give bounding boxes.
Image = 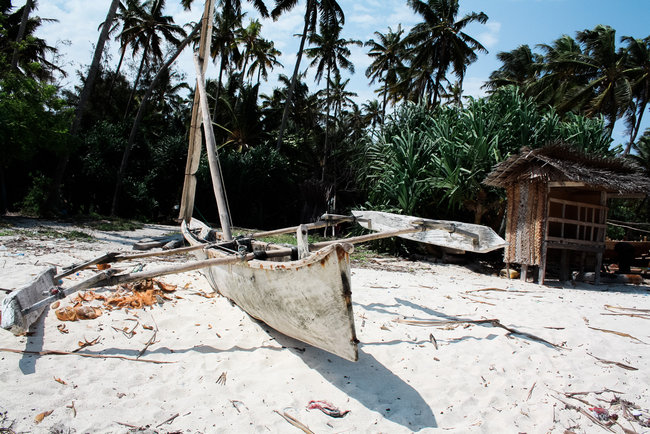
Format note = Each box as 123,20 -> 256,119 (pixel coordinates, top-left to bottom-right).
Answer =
0,0 -> 647,235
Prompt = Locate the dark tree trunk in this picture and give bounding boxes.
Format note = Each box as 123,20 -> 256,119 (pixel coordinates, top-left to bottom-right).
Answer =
48,0 -> 120,213
10,0 -> 33,69
124,42 -> 151,120
111,22 -> 201,216
276,0 -> 313,151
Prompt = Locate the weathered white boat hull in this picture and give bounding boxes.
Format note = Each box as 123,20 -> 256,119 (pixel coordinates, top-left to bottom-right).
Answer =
352,210 -> 507,253
182,219 -> 358,361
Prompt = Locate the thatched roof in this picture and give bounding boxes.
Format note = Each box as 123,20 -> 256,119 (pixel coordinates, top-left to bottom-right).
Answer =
483,144 -> 650,194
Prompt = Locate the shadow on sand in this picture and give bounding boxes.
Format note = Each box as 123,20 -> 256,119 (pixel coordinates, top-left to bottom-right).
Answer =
267,329 -> 438,431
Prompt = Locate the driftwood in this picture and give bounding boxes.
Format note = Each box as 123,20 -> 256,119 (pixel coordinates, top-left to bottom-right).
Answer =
552,396 -> 615,432
394,318 -> 566,349
274,410 -> 314,434
0,347 -> 173,364
587,352 -> 638,371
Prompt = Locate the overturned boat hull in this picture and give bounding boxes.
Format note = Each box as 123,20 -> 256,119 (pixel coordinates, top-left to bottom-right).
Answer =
181,219 -> 358,361
352,210 -> 507,253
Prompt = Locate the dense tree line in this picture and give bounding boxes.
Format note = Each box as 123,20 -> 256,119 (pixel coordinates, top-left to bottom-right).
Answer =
0,0 -> 648,231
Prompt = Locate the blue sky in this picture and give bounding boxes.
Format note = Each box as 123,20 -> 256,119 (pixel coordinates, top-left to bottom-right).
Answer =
30,0 -> 650,146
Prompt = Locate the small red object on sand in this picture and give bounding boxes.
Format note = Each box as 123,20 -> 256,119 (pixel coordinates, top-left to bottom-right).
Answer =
307,400 -> 350,418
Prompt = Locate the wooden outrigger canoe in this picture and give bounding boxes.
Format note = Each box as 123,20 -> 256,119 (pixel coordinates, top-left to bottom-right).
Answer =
181,218 -> 359,361
352,210 -> 507,254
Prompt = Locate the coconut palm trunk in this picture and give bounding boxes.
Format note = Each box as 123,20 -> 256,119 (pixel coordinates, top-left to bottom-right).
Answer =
276,0 -> 313,150
111,21 -> 201,216
124,39 -> 151,119
48,0 -> 120,212
10,0 -> 33,69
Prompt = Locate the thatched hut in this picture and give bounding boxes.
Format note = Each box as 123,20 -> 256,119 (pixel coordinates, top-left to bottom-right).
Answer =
483,145 -> 650,284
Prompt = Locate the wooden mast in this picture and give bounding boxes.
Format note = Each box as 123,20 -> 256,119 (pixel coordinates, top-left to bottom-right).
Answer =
178,0 -> 215,221
193,53 -> 232,240
178,0 -> 232,240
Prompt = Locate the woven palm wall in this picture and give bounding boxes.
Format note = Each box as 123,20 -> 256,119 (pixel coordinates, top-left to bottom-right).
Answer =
504,180 -> 547,265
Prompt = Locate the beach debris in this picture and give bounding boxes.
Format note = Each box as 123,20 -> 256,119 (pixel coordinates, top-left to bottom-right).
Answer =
112,319 -> 139,338
499,269 -> 519,279
192,290 -> 215,298
274,410 -> 314,434
57,324 -> 69,334
137,329 -> 158,359
603,305 -> 650,320
429,333 -> 438,349
34,410 -> 53,424
306,400 -> 350,418
552,396 -> 615,432
589,407 -> 612,422
52,279 -> 177,325
156,413 -> 180,428
230,400 -> 247,413
394,317 -> 566,349
459,294 -> 496,306
73,336 -> 102,353
66,401 -> 76,418
587,352 -> 638,371
55,305 -> 102,322
51,301 -> 60,309
54,376 -> 66,385
526,382 -> 536,401
217,371 -> 227,385
588,326 -> 647,344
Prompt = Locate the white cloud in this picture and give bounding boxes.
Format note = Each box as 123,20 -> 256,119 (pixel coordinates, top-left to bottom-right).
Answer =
477,22 -> 501,49
462,76 -> 488,99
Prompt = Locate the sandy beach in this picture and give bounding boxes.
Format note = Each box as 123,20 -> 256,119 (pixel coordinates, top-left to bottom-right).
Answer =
0,217 -> 649,433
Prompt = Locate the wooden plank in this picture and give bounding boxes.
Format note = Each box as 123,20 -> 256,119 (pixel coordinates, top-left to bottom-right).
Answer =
548,197 -> 609,210
547,217 -> 607,229
548,181 -> 588,188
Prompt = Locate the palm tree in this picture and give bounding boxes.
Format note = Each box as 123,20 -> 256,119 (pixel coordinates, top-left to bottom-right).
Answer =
365,25 -> 405,123
559,25 -> 632,132
10,0 -> 33,69
0,0 -> 62,80
484,45 -> 540,92
622,36 -> 650,154
210,5 -> 243,117
405,0 -> 488,106
305,24 -> 360,182
271,0 -> 344,149
121,0 -> 186,119
106,0 -> 143,99
326,72 -> 357,121
246,35 -> 281,86
362,99 -> 382,128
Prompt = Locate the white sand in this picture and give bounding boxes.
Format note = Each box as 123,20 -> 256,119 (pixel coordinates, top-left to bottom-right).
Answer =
0,218 -> 649,433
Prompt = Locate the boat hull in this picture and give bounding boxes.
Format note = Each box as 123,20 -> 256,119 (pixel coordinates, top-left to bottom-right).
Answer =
182,219 -> 358,361
352,210 -> 507,253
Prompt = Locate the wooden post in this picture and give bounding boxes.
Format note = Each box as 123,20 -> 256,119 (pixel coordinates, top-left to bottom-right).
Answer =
296,224 -> 310,259
594,192 -> 607,285
559,250 -> 569,282
520,264 -> 528,282
178,0 -> 216,222
193,53 -> 232,240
